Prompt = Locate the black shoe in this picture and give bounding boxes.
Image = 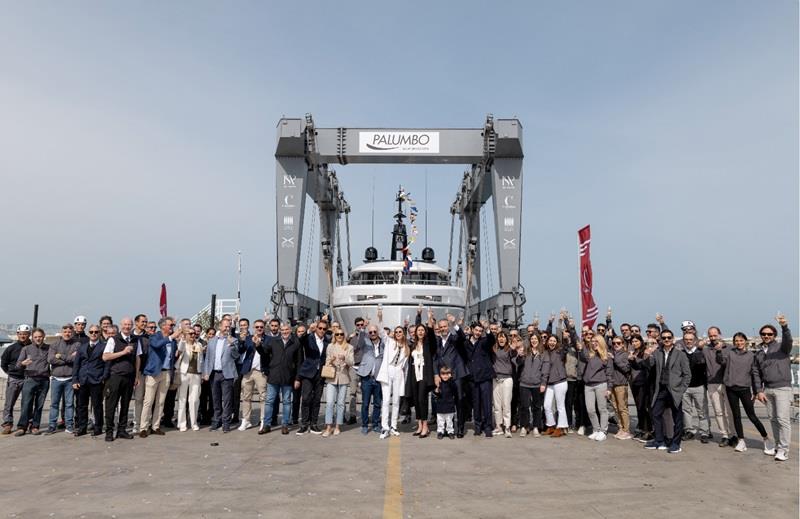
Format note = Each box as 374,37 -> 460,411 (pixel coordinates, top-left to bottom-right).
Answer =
105,432 -> 114,442
401,416 -> 411,424
728,436 -> 738,447
222,427 -> 230,433
74,430 -> 87,437
419,431 -> 429,438
345,416 -> 357,425
448,433 -> 456,440
457,433 -> 464,439
151,428 -> 165,436
296,426 -> 309,435
700,434 -> 709,444
160,420 -> 175,429
718,437 -> 730,447
91,429 -> 102,437
485,431 -> 493,438
44,427 -> 57,435
682,431 -> 695,441
116,430 -> 133,440
474,430 -> 482,436
270,419 -> 279,427
57,420 -> 66,430
437,432 -> 444,439
258,426 -> 271,435
291,419 -> 299,426
310,425 -> 323,435
139,430 -> 148,438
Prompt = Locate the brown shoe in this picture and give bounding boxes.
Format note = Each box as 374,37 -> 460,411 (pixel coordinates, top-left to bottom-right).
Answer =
543,427 -> 556,436
139,430 -> 148,438
1,424 -> 11,435
14,429 -> 25,437
551,428 -> 564,438
281,426 -> 289,435
151,428 -> 165,436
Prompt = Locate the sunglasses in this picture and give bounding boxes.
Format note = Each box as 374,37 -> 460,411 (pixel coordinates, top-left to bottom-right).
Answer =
661,336 -> 673,340
254,326 -> 264,329
334,332 -> 345,337
760,332 -> 775,337
368,331 -> 378,334
612,341 -> 623,345
88,330 -> 100,334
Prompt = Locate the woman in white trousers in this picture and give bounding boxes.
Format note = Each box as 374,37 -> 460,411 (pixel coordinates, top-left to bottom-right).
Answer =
375,311 -> 409,439
175,332 -> 205,431
541,331 -> 569,437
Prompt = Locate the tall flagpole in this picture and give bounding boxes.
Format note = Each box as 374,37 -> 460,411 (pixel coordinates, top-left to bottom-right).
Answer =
236,250 -> 242,315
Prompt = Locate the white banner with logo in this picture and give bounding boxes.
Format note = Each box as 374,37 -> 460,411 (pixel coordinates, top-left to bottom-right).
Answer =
358,131 -> 440,154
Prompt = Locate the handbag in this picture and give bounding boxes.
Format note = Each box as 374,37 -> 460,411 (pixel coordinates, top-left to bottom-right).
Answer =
321,364 -> 336,379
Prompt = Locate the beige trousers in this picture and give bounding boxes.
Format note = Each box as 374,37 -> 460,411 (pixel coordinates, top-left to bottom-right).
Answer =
707,383 -> 734,438
240,369 -> 267,424
610,385 -> 630,432
140,371 -> 169,432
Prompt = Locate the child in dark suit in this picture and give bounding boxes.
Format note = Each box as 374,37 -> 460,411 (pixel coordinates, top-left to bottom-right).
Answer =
435,366 -> 457,439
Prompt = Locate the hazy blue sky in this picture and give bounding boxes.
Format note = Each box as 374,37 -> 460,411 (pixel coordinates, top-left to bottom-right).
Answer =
1,1 -> 797,335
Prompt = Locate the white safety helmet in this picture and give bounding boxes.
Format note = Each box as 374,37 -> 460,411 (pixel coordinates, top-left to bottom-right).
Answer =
74,315 -> 88,324
16,324 -> 32,333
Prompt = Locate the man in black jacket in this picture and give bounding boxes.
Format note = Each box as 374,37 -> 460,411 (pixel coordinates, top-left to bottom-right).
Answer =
1,324 -> 31,434
256,323 -> 302,435
72,325 -> 107,436
296,320 -> 329,435
460,322 -> 496,438
434,314 -> 471,438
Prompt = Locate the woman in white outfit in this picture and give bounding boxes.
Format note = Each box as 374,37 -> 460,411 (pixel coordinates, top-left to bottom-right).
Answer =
175,330 -> 205,431
376,311 -> 409,439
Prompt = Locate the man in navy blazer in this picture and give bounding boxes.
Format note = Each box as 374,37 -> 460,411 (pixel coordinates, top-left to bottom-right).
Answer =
296,320 -> 329,435
203,317 -> 241,433
71,324 -> 107,437
434,314 -> 471,437
139,317 -> 181,437
461,322 -> 496,437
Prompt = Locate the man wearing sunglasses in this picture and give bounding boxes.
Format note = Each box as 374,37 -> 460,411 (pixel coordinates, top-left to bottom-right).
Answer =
237,319 -> 267,431
139,317 -> 181,437
643,331 -> 691,453
356,322 -> 385,434
296,319 -> 330,435
132,314 -> 151,433
755,314 -> 793,461
72,325 -> 106,436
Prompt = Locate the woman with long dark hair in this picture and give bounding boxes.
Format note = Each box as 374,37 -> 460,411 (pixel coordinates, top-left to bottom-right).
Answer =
405,310 -> 438,438
628,334 -> 653,442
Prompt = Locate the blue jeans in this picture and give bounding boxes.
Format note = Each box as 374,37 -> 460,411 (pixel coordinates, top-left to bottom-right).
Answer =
263,384 -> 293,426
49,378 -> 74,430
18,378 -> 50,428
360,376 -> 382,429
325,383 -> 348,425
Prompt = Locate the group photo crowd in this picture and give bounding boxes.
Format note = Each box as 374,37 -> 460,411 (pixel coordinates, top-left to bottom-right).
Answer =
1,307 -> 795,462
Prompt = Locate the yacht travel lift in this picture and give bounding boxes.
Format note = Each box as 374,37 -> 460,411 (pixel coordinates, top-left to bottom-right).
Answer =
271,114 -> 526,327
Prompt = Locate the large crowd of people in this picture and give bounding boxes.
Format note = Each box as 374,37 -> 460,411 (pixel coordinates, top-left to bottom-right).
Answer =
0,307 -> 794,462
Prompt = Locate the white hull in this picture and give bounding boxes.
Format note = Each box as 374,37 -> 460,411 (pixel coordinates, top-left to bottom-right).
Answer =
332,284 -> 465,330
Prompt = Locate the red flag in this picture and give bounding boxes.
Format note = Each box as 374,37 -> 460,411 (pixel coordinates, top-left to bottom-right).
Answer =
578,226 -> 599,330
159,283 -> 168,317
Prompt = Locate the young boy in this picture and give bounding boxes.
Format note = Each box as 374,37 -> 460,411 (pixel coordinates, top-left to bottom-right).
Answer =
435,366 -> 457,439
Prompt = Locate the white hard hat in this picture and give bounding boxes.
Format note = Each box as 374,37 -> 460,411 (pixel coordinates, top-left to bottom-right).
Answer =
74,315 -> 88,324
17,324 -> 32,333
680,320 -> 696,330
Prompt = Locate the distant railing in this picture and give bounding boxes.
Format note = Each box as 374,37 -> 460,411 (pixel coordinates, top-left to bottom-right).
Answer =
190,299 -> 240,325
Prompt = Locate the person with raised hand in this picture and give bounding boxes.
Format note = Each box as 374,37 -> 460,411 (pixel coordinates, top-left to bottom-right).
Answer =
754,313 -> 793,461
375,308 -> 409,439
321,325 -> 354,437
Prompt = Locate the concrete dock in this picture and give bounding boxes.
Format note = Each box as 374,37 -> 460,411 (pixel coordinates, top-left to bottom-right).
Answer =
0,418 -> 796,519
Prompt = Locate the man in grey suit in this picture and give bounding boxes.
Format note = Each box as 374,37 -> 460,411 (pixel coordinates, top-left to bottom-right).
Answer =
357,323 -> 384,434
643,330 -> 691,453
202,318 -> 241,433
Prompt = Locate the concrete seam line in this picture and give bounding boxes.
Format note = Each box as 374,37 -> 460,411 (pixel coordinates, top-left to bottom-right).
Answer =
383,436 -> 402,519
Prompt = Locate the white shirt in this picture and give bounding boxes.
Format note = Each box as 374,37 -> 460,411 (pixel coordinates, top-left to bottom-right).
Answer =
315,334 -> 325,354
214,337 -> 226,370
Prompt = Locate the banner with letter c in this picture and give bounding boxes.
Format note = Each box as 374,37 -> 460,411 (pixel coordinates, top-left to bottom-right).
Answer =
578,225 -> 598,330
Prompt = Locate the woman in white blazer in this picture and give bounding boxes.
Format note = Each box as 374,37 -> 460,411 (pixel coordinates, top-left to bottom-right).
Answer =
376,309 -> 409,439
175,331 -> 205,431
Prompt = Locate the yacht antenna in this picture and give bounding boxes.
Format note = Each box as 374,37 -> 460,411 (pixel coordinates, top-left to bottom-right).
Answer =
425,169 -> 429,248
370,176 -> 375,247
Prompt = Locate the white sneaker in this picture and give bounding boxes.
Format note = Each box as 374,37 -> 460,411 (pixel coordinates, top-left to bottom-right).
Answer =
238,420 -> 251,432
191,425 -> 200,431
734,439 -> 747,452
519,428 -> 527,438
595,432 -> 607,442
492,428 -> 504,436
763,438 -> 776,456
532,428 -> 541,437
179,427 -> 187,432
774,449 -> 788,461
504,429 -> 512,438
577,426 -> 585,436
390,428 -> 400,437
379,430 -> 389,440
588,431 -> 598,440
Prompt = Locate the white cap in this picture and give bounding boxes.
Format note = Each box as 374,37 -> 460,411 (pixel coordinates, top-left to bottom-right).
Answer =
74,315 -> 88,324
16,324 -> 31,333
680,320 -> 696,330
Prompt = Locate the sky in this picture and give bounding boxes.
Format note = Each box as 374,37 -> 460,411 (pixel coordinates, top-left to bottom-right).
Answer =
0,1 -> 797,336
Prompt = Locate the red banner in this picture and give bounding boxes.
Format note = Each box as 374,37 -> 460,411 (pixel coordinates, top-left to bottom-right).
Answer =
578,226 -> 598,330
159,283 -> 168,318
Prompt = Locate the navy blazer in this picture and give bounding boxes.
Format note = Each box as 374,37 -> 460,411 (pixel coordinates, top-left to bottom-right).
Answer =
237,335 -> 257,375
460,332 -> 496,383
434,326 -> 469,380
297,333 -> 329,379
73,340 -> 107,385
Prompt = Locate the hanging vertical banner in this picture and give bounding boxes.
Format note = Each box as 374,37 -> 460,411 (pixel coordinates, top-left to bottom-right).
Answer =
159,283 -> 168,318
578,226 -> 598,329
